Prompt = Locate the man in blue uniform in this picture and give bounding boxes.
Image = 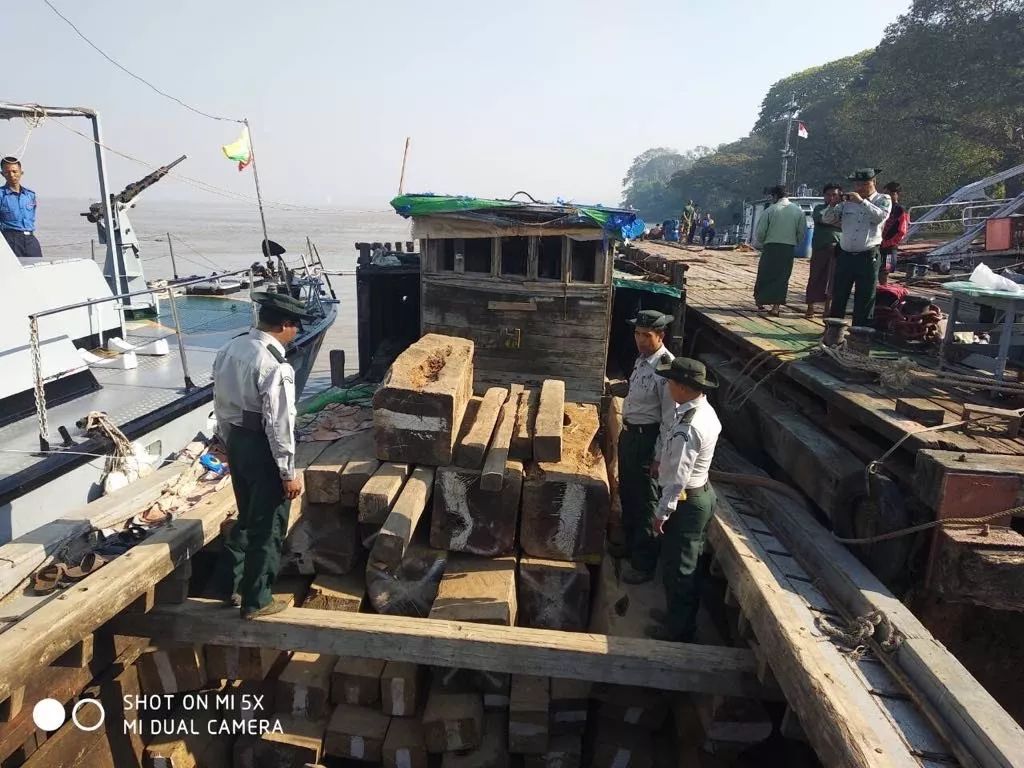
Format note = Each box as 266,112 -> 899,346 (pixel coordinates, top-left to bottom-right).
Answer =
0,157 -> 43,259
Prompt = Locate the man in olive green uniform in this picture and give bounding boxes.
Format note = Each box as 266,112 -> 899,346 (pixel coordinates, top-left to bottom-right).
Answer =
213,291 -> 313,619
614,310 -> 677,584
647,358 -> 722,642
681,200 -> 696,243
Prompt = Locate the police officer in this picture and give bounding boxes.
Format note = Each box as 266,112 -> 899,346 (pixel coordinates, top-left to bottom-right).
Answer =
0,157 -> 43,259
615,309 -> 677,585
213,291 -> 313,619
647,357 -> 722,642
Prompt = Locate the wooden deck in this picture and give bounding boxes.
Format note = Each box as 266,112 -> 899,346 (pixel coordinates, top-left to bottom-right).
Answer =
624,241 -> 1024,458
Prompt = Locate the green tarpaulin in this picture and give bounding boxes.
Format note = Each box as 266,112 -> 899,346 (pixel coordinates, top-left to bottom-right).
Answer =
613,271 -> 682,298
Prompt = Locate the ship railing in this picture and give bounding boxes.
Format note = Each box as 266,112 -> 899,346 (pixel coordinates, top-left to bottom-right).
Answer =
27,268 -> 254,452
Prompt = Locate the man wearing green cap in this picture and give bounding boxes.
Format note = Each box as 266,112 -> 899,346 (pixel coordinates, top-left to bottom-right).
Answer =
647,357 -> 722,642
821,168 -> 892,327
213,291 -> 314,619
615,309 -> 677,583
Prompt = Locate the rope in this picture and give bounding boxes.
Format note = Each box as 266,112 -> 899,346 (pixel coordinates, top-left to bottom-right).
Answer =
13,107 -> 46,159
80,411 -> 135,479
722,344 -> 818,411
816,610 -> 902,659
832,506 -> 1024,545
42,0 -> 243,123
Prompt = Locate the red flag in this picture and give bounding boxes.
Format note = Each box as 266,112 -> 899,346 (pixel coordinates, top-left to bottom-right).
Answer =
797,122 -> 809,139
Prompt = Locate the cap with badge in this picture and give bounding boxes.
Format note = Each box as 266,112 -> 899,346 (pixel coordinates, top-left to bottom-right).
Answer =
847,168 -> 882,181
252,290 -> 315,321
655,357 -> 718,390
627,309 -> 672,330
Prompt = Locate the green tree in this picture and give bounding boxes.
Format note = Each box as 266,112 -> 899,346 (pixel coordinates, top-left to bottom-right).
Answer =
621,146 -> 713,220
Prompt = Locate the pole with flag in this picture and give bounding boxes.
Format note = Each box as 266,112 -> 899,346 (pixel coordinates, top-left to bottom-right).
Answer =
222,120 -> 278,274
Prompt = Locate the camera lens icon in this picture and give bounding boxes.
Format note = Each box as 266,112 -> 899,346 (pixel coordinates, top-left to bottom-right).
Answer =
32,698 -> 105,732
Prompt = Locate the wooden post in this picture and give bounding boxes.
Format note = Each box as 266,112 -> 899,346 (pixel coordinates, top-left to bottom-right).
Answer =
533,380 -> 565,462
481,386 -> 523,491
329,349 -> 346,387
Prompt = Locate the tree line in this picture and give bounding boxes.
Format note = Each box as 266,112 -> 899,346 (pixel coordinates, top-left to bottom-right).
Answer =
621,0 -> 1024,229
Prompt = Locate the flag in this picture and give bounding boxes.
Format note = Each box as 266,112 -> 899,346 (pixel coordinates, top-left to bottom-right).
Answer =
222,126 -> 252,171
797,121 -> 809,139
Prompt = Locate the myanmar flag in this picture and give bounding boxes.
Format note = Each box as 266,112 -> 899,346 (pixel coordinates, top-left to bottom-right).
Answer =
797,121 -> 809,139
222,127 -> 252,171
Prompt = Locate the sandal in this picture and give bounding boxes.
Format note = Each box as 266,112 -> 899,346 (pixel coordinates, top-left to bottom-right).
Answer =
34,562 -> 70,594
64,552 -> 107,581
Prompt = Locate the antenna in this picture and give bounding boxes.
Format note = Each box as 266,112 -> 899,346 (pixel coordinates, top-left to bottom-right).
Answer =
398,137 -> 411,195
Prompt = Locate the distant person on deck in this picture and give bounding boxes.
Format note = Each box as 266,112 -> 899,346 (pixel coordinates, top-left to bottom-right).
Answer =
821,168 -> 892,326
700,214 -> 716,246
753,185 -> 806,317
686,206 -> 700,244
681,200 -> 696,242
805,183 -> 843,318
0,157 -> 42,259
879,181 -> 909,284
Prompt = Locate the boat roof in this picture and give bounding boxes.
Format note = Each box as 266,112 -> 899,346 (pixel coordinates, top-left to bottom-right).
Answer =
391,193 -> 646,239
0,102 -> 96,120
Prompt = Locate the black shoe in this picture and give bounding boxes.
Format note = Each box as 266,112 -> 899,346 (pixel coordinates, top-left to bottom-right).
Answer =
223,593 -> 241,608
621,565 -> 655,585
240,599 -> 289,620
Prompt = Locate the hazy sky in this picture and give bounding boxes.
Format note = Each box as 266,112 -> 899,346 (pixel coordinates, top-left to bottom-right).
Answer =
0,0 -> 905,210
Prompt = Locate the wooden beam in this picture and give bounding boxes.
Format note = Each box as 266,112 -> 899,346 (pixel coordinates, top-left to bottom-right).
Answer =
0,484 -> 236,704
358,463 -> 411,526
481,385 -> 523,491
533,379 -> 565,462
456,387 -> 508,469
932,526 -> 1024,611
510,387 -> 536,461
109,598 -> 765,698
714,442 -> 1024,768
370,466 -> 435,569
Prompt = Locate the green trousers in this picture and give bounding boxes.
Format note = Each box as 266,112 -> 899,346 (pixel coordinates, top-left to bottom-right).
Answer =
617,425 -> 661,572
662,484 -> 717,641
218,427 -> 291,612
829,247 -> 880,327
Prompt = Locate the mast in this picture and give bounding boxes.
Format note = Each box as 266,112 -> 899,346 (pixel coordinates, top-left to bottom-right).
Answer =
779,95 -> 798,188
244,118 -> 283,277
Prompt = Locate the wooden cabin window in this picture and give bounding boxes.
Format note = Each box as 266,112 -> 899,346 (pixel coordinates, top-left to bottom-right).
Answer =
537,236 -> 564,280
570,239 -> 601,283
440,240 -> 457,271
499,236 -> 529,277
463,238 -> 492,274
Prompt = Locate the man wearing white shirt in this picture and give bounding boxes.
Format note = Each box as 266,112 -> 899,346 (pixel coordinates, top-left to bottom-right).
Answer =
646,357 -> 722,642
821,168 -> 893,326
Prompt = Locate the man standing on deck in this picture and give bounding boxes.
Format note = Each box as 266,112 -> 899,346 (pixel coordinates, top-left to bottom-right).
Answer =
614,310 -> 677,585
646,358 -> 721,642
805,183 -> 843,318
0,157 -> 43,259
822,168 -> 892,326
213,291 -> 312,619
681,200 -> 696,243
753,185 -> 806,317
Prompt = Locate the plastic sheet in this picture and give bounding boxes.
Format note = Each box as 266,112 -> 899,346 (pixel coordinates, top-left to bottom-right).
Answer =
366,528 -> 448,617
970,262 -> 1024,294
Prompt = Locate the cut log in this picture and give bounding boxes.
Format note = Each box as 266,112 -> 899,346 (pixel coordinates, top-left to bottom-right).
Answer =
136,645 -> 208,695
324,703 -> 391,763
593,684 -> 668,731
589,722 -> 653,768
894,397 -> 946,427
481,385 -> 524,491
282,500 -> 360,576
523,735 -> 583,768
143,697 -> 224,768
521,404 -> 608,563
431,462 -> 523,556
456,387 -> 508,469
373,334 -> 475,465
550,678 -> 590,736
429,555 -> 517,626
441,712 -> 508,767
510,388 -> 537,461
933,526 -> 1024,611
533,379 -> 565,461
422,688 -> 484,753
517,557 -> 590,631
276,652 -> 338,720
111,598 -> 767,699
383,716 -> 428,768
304,436 -> 358,504
509,675 -> 549,754
332,657 -> 386,707
234,715 -> 325,768
302,571 -> 366,613
359,463 -> 411,526
381,661 -> 422,717
204,645 -> 281,682
371,466 -> 436,569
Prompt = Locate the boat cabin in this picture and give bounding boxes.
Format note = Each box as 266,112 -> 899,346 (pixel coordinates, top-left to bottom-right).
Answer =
392,194 -> 643,403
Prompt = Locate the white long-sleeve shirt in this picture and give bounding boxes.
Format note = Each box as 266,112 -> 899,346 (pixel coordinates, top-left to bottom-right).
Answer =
622,346 -> 677,454
213,328 -> 297,480
656,395 -> 722,520
820,192 -> 892,252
